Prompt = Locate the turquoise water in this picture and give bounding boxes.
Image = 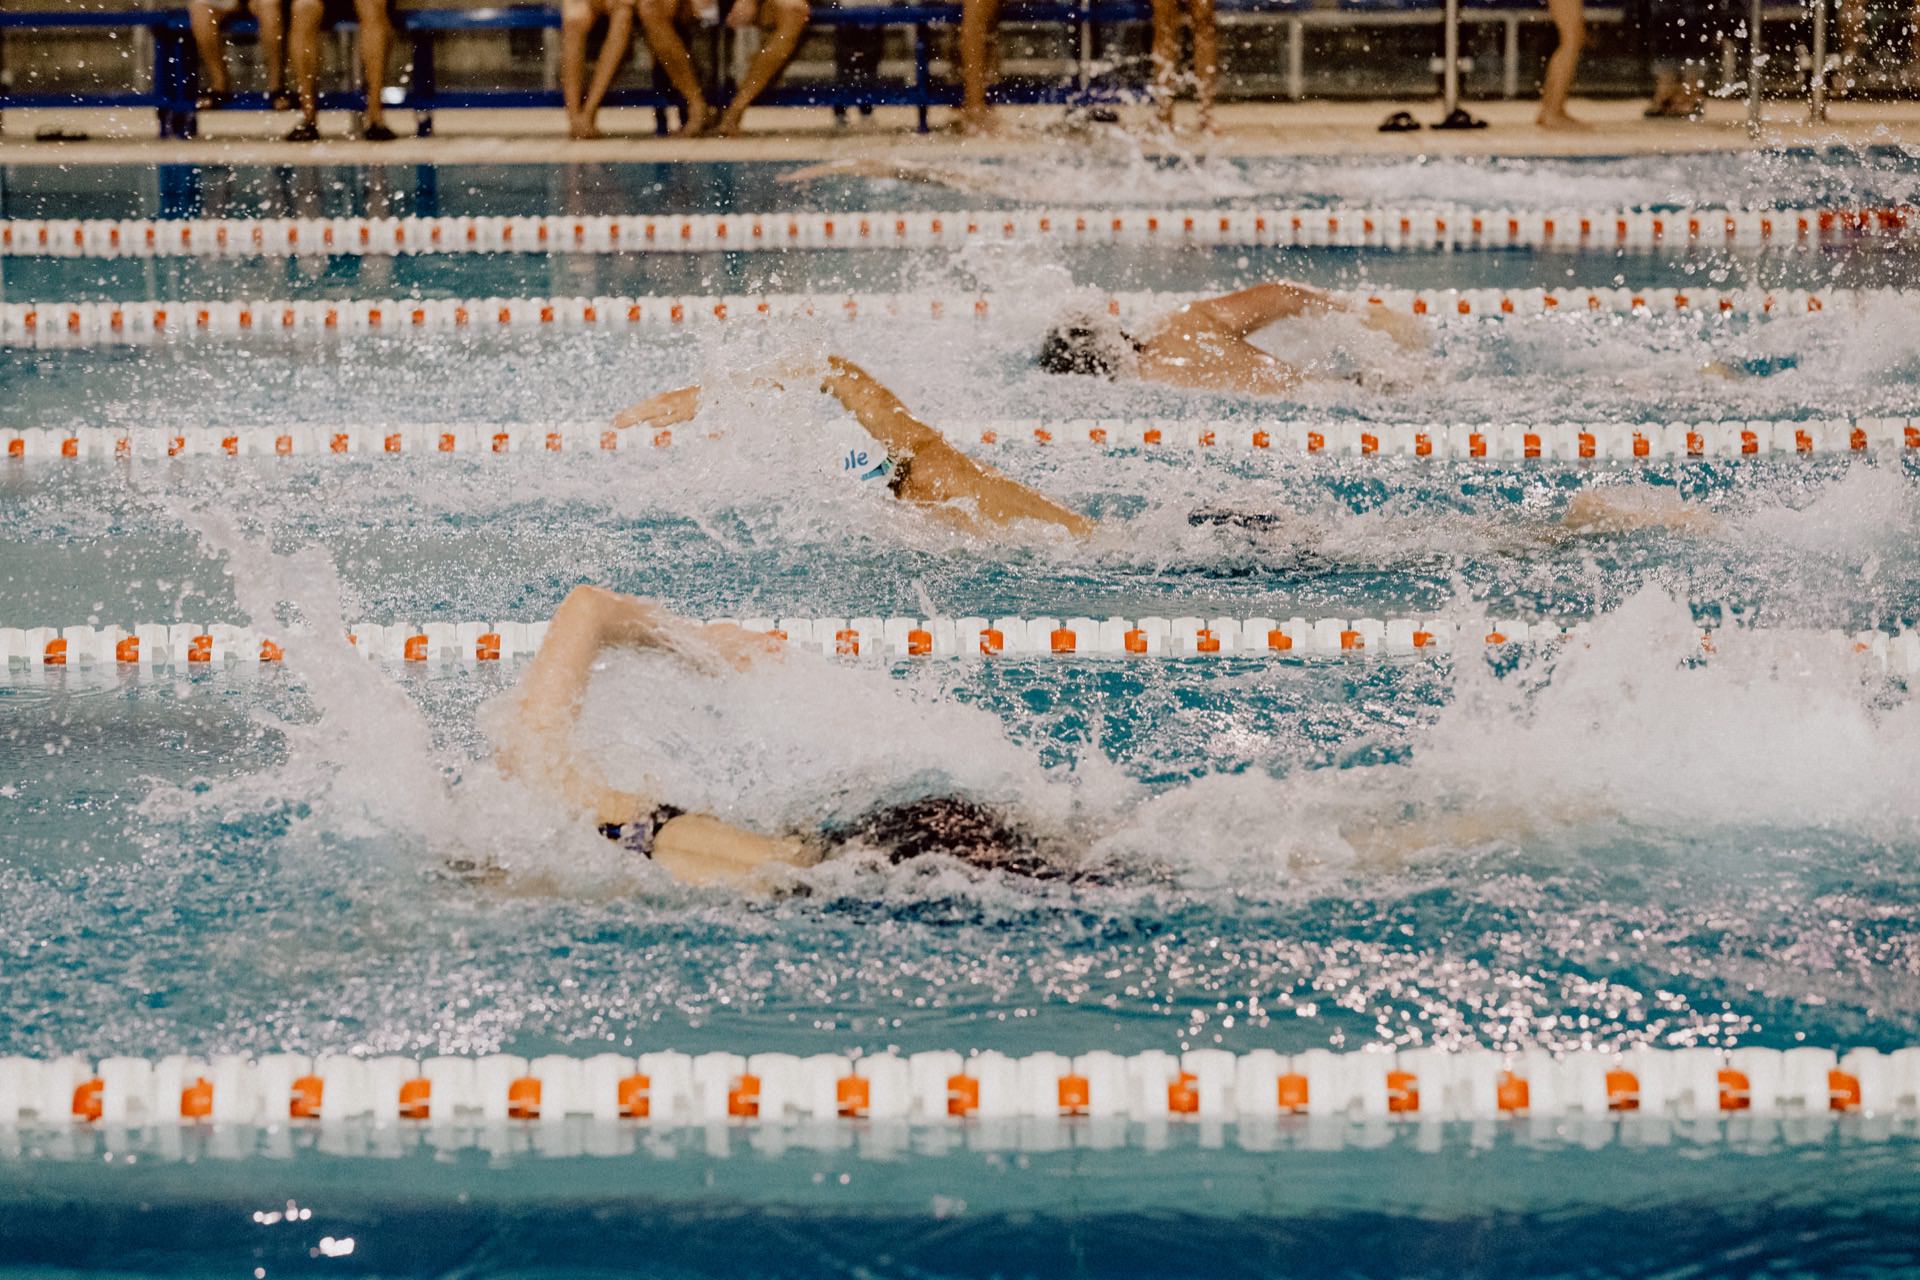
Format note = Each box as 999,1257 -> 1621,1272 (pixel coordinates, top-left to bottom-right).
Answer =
3,154 -> 1920,1276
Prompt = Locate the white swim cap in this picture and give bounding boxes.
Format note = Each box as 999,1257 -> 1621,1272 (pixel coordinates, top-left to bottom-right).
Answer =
841,445 -> 896,483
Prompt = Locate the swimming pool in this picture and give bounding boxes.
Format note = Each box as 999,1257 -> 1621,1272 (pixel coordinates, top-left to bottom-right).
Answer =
4,149 -> 1920,1277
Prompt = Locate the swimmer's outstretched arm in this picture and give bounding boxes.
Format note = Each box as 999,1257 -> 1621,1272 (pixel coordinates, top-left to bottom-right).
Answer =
1189,282 -> 1429,350
499,584 -> 814,888
1558,489 -> 1719,536
611,358 -> 1094,536
777,157 -> 999,195
613,384 -> 704,430
816,356 -> 1096,537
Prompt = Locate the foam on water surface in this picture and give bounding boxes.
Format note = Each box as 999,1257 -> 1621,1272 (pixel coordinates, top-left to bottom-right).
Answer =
2,157 -> 1920,1274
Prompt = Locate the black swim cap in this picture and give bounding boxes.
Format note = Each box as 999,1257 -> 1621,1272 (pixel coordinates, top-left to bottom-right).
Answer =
1038,321 -> 1130,378
831,794 -> 1055,878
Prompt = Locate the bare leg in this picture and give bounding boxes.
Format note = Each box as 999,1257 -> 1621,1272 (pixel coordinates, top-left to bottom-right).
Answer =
715,0 -> 809,135
637,0 -> 713,133
288,0 -> 323,126
579,6 -> 635,136
1837,0 -> 1866,94
1190,0 -> 1216,134
1537,0 -> 1587,128
355,0 -> 393,130
248,0 -> 286,96
561,0 -> 595,134
1149,0 -> 1179,128
959,0 -> 1001,131
189,2 -> 234,97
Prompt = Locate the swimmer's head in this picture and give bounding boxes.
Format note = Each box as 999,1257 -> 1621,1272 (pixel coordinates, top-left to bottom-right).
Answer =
827,793 -> 1057,879
1038,312 -> 1138,379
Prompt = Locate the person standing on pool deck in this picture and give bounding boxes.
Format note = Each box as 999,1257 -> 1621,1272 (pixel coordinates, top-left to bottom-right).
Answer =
1036,279 -> 1430,395
561,0 -> 638,139
635,0 -> 812,136
1537,0 -> 1589,130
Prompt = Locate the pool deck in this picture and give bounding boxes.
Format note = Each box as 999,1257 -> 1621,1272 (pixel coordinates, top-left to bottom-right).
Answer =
2,97 -> 1917,166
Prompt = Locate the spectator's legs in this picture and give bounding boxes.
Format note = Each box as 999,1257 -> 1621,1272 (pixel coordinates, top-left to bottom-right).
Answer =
1148,0 -> 1179,128
1645,0 -> 1705,116
355,0 -> 394,134
287,0 -> 324,136
561,0 -> 597,132
1837,0 -> 1866,94
715,0 -> 809,134
1190,0 -> 1216,133
959,0 -> 1001,131
1537,0 -> 1587,128
249,0 -> 288,99
570,0 -> 636,137
637,0 -> 714,133
189,0 -> 237,101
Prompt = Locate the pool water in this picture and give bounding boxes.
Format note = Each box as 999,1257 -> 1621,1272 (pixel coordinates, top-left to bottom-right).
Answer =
3,150 -> 1920,1277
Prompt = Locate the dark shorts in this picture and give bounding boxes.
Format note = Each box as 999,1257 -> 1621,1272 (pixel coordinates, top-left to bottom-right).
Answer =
302,0 -> 393,27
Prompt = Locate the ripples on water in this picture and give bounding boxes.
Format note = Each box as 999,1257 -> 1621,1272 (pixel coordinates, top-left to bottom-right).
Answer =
2,151 -> 1919,1273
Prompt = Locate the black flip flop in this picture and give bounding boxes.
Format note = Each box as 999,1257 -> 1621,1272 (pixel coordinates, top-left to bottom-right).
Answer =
194,89 -> 231,112
1433,107 -> 1488,130
1378,110 -> 1421,133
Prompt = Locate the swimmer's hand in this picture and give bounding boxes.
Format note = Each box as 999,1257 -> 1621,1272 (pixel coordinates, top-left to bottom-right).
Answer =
779,159 -> 858,185
613,384 -> 702,430
1359,305 -> 1432,351
693,620 -> 786,672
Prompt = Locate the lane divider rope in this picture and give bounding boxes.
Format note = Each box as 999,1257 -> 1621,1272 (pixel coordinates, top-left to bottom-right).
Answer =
5,617 -> 1916,671
0,285 -> 1884,349
8,1045 -> 1915,1128
6,416 -> 1918,461
2,206 -> 1911,260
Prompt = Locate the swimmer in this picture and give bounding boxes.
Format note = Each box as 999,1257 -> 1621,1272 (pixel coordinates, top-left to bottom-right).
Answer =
777,156 -> 1017,199
614,355 -> 1715,544
617,354 -> 1094,537
491,584 -> 1056,888
1038,280 -> 1432,396
488,585 -> 1599,890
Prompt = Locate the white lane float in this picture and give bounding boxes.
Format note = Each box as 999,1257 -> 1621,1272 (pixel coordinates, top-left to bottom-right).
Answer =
2,616 -> 1916,672
2,205 -> 1912,259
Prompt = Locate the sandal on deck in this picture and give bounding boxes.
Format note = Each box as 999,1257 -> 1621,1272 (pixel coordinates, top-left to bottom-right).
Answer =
1378,110 -> 1421,133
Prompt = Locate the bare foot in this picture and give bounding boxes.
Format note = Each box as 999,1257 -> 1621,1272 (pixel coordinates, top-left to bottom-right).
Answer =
714,107 -> 745,137
1536,111 -> 1592,132
957,108 -> 999,136
569,119 -> 604,140
675,101 -> 716,137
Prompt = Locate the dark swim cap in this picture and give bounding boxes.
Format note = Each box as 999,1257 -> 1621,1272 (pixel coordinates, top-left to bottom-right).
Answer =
830,794 -> 1055,878
1038,318 -> 1133,378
